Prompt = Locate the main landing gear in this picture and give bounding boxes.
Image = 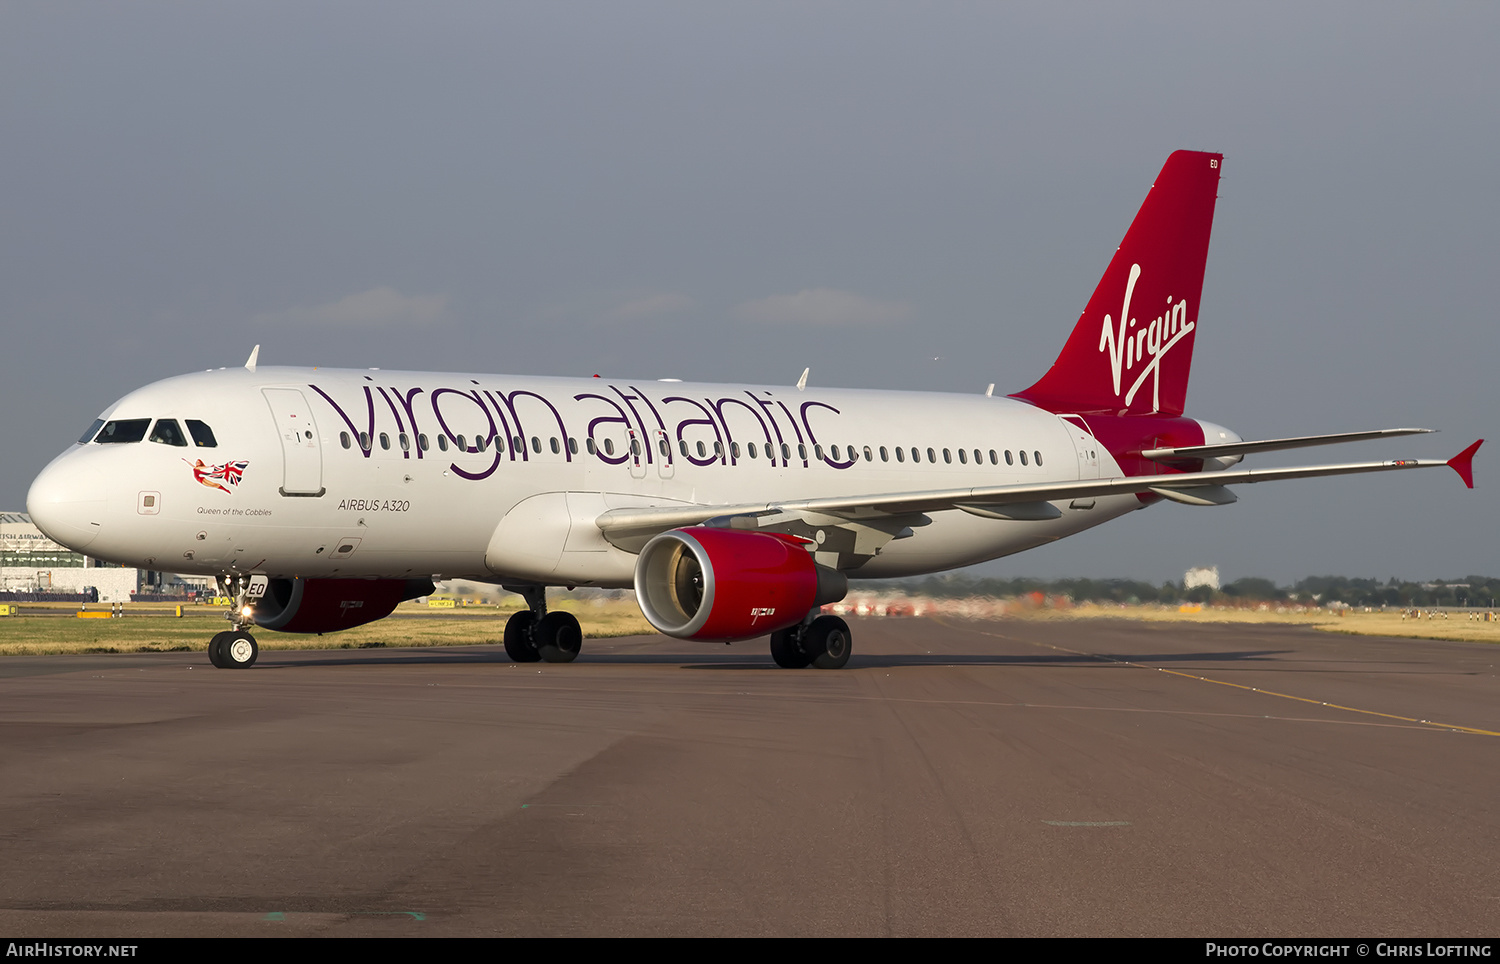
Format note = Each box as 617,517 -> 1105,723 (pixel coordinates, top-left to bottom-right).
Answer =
206,574 -> 259,669
502,585 -> 583,664
769,614 -> 852,670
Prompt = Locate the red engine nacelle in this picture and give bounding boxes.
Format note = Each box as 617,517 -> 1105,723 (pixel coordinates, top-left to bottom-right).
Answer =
634,528 -> 847,642
250,577 -> 435,634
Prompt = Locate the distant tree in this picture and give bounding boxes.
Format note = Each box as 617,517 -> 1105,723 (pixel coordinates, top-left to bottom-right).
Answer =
1221,577 -> 1282,601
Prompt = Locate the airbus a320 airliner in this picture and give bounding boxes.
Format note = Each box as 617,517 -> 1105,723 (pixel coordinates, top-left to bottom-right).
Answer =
26,151 -> 1481,670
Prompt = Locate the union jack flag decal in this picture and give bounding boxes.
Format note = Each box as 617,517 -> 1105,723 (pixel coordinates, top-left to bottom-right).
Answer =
184,458 -> 249,494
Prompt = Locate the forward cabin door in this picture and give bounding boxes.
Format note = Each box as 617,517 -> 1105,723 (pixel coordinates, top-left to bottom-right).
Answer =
263,388 -> 326,496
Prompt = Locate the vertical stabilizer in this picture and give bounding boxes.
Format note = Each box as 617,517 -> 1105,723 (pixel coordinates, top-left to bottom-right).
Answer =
1014,151 -> 1222,416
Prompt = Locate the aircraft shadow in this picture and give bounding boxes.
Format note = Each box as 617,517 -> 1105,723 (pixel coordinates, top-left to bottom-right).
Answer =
252,647 -> 1291,670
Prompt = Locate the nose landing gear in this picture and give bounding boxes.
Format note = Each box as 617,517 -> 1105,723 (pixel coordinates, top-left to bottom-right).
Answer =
208,629 -> 259,668
206,574 -> 260,669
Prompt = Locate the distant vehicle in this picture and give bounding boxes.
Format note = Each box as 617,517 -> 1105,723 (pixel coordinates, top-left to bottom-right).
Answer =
27,151 -> 1480,670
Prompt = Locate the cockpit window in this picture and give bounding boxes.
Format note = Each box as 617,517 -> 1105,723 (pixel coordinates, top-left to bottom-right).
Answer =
77,419 -> 105,444
95,419 -> 151,444
149,419 -> 189,447
185,420 -> 218,448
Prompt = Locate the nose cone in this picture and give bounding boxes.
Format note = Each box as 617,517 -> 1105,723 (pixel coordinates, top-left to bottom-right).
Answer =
27,457 -> 106,551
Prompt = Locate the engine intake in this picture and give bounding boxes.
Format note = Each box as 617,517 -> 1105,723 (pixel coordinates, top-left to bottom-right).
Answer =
251,577 -> 434,634
634,527 -> 847,641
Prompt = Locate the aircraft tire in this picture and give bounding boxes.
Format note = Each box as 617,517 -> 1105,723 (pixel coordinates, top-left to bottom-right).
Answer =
223,631 -> 258,669
807,615 -> 852,670
536,611 -> 583,664
504,610 -> 541,663
207,631 -> 231,669
769,628 -> 812,669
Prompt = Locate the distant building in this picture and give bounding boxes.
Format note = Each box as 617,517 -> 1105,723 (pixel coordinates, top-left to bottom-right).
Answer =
0,511 -> 206,601
1184,566 -> 1220,591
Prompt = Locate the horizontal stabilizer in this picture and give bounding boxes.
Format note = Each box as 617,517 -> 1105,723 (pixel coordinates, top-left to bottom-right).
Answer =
1143,428 -> 1432,462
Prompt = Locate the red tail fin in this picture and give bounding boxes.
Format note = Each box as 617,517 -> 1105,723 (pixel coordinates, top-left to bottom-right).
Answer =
1014,150 -> 1222,416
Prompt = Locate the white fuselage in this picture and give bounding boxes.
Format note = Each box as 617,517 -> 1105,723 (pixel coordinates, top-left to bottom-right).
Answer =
28,366 -> 1140,588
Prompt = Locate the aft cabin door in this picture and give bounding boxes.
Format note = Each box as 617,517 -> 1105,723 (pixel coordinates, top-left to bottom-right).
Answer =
1061,415 -> 1101,480
263,388 -> 325,496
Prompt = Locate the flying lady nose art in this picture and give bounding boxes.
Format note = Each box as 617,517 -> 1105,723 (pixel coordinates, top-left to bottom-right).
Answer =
185,459 -> 249,495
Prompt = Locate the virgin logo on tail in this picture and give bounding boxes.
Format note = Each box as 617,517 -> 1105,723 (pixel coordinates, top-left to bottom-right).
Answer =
1097,264 -> 1194,412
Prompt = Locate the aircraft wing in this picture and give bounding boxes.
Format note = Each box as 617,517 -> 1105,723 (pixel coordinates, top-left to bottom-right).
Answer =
596,439 -> 1482,551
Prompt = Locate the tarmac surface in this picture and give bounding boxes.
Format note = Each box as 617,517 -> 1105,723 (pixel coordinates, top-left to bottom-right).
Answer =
1,616 -> 1497,937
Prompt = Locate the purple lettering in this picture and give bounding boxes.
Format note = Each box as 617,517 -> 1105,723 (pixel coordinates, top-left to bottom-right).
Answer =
309,384 -> 377,459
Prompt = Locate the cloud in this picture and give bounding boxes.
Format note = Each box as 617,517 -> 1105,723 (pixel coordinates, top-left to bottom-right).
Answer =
252,287 -> 447,328
605,291 -> 696,321
732,288 -> 912,327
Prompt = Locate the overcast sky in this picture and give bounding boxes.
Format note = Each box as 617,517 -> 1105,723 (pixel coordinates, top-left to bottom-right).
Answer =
3,2 -> 1495,586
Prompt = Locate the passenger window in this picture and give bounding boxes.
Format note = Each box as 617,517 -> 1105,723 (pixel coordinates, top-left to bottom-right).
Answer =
456,434 -> 467,451
911,447 -> 920,463
1020,451 -> 1028,466
418,434 -> 429,452
780,443 -> 791,461
1005,450 -> 1013,465
815,444 -> 824,461
748,442 -> 758,459
715,441 -> 723,456
185,420 -> 218,448
476,436 -> 488,453
880,446 -> 889,462
958,449 -> 968,464
512,436 -> 523,453
604,438 -> 615,456
550,437 -> 561,454
438,435 -> 449,452
359,431 -> 372,451
399,434 -> 410,452
379,433 -> 391,451
495,436 -> 506,453
927,447 -> 936,463
798,444 -> 807,460
149,419 -> 189,447
531,437 -> 541,453
78,419 -> 105,444
568,438 -> 578,455
95,418 -> 151,444
680,439 -> 689,457
830,444 -> 841,460
630,438 -> 640,456
1035,451 -> 1043,466
989,449 -> 997,465
696,441 -> 706,458
732,442 -> 741,459
863,446 -> 873,462
896,447 -> 905,463
340,432 -> 351,450
974,449 -> 982,464
586,438 -> 597,455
